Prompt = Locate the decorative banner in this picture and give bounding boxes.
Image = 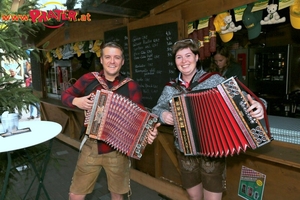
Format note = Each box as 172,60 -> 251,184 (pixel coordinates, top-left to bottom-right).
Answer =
238,166 -> 266,200
44,40 -> 103,63
188,22 -> 194,35
234,5 -> 247,22
197,16 -> 210,29
89,40 -> 102,57
279,0 -> 295,10
252,0 -> 269,12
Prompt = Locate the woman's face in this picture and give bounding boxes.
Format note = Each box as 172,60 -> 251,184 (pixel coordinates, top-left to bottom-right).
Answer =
175,48 -> 198,76
214,53 -> 227,69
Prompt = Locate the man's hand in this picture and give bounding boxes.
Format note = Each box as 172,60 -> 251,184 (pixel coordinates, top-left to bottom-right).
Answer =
147,123 -> 161,144
72,93 -> 94,110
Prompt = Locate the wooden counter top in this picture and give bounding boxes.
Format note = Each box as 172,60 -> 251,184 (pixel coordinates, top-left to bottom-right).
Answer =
40,98 -> 82,112
245,140 -> 300,169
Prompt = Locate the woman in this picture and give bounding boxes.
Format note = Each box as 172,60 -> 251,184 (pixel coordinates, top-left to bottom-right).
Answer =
209,45 -> 243,81
25,70 -> 40,119
152,39 -> 265,200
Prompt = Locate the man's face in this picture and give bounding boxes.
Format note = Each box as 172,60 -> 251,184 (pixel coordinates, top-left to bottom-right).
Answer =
10,70 -> 16,77
100,47 -> 124,81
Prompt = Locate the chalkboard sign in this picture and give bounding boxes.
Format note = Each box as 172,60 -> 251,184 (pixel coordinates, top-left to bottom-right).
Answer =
130,22 -> 178,108
104,26 -> 130,77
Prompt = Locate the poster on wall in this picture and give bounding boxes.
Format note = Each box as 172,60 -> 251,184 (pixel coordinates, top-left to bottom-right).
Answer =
238,166 -> 266,200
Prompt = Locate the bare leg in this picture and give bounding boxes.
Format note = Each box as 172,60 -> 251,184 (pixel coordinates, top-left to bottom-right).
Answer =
111,192 -> 124,200
203,189 -> 222,200
186,183 -> 203,200
69,193 -> 85,200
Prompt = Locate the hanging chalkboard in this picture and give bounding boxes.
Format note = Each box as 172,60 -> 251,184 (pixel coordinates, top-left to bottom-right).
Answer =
104,26 -> 130,77
130,22 -> 178,108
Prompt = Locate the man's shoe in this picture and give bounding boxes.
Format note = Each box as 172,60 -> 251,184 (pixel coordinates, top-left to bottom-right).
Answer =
36,115 -> 40,118
27,116 -> 34,120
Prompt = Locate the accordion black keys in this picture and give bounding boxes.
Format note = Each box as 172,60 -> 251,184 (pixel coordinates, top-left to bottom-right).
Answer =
85,89 -> 158,159
171,77 -> 272,157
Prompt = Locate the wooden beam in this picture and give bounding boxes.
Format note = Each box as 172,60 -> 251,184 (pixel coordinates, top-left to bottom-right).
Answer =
56,133 -> 81,149
150,0 -> 189,15
127,9 -> 182,31
86,4 -> 148,18
153,0 -> 257,22
130,169 -> 189,200
35,18 -> 126,50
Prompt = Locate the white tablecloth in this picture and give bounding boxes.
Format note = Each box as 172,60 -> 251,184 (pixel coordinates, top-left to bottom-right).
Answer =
0,121 -> 62,153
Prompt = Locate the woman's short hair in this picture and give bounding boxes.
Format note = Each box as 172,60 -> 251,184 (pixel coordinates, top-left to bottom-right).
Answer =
172,39 -> 199,56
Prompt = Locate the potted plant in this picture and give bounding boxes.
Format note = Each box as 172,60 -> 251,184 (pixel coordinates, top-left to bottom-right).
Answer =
0,69 -> 40,117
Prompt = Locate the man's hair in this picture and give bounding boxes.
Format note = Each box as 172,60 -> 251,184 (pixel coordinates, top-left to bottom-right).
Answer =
101,41 -> 124,59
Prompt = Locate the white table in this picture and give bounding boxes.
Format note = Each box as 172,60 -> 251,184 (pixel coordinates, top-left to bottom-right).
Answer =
0,121 -> 62,200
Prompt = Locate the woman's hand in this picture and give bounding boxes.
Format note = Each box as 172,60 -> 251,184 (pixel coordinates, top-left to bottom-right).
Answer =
246,94 -> 264,120
161,111 -> 174,125
147,123 -> 161,144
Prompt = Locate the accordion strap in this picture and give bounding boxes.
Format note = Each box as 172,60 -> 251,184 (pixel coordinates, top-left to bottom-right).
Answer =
92,72 -> 132,91
189,72 -> 218,90
171,72 -> 218,93
234,78 -> 271,138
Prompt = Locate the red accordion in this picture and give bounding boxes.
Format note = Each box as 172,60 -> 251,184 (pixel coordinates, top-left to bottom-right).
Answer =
171,77 -> 272,157
85,89 -> 158,159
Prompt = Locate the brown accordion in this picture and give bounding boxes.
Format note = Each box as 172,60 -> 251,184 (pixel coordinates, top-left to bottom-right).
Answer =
171,77 -> 272,157
85,89 -> 158,159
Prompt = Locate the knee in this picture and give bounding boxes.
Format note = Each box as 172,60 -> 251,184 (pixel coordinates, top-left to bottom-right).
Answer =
188,194 -> 202,200
69,192 -> 85,200
110,192 -> 124,200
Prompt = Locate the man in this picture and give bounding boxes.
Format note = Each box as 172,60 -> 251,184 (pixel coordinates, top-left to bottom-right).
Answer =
62,42 -> 160,200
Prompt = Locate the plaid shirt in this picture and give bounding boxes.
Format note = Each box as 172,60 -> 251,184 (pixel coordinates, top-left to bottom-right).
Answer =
62,70 -> 143,154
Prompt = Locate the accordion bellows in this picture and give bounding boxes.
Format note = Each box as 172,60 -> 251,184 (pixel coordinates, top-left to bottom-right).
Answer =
85,89 -> 158,159
171,77 -> 272,157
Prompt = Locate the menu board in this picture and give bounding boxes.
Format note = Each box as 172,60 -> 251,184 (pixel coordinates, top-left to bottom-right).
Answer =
130,22 -> 178,108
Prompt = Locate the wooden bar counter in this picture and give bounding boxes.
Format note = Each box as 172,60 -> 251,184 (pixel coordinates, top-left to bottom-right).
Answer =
40,98 -> 84,147
40,100 -> 300,199
135,124 -> 300,200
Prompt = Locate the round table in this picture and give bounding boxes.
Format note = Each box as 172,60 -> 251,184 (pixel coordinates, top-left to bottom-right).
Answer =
0,121 -> 62,153
0,120 -> 62,200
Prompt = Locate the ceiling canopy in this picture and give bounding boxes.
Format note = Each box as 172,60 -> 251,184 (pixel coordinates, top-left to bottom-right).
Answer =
66,0 -> 169,19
